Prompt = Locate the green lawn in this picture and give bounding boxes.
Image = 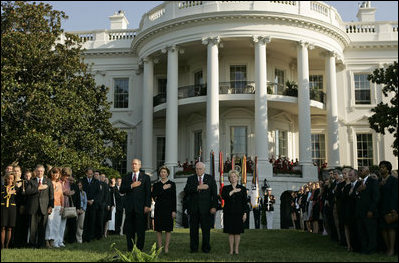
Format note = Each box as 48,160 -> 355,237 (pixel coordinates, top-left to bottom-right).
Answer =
1,228 -> 396,262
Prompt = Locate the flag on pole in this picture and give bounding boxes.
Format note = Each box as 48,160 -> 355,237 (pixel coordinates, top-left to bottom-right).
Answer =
232,155 -> 235,171
251,156 -> 260,209
219,151 -> 225,208
210,150 -> 215,179
199,146 -> 202,162
242,155 -> 247,186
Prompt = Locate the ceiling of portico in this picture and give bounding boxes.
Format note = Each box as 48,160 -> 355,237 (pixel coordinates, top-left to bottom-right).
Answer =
152,37 -> 326,70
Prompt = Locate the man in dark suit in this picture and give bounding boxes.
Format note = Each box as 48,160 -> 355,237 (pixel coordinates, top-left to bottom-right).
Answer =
120,159 -> 151,251
184,161 -> 217,253
25,164 -> 54,248
355,166 -> 380,254
82,168 -> 101,242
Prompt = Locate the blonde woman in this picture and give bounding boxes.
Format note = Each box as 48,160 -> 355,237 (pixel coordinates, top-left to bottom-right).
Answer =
221,170 -> 248,255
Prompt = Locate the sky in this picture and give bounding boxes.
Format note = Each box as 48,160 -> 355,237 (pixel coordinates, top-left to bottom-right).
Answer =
39,1 -> 398,32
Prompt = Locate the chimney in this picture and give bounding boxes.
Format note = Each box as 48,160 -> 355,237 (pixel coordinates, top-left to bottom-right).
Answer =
356,1 -> 376,22
109,10 -> 129,29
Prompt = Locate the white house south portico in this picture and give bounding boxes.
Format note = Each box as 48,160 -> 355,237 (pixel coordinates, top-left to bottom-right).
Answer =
66,1 -> 398,229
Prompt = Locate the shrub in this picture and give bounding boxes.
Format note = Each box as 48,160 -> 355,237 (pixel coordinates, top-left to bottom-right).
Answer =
101,242 -> 162,262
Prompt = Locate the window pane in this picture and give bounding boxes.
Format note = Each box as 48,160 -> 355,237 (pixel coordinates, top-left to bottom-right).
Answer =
278,130 -> 288,157
230,65 -> 247,90
354,74 -> 371,104
309,75 -> 323,90
356,134 -> 373,167
230,126 -> 247,158
312,134 -> 325,167
157,137 -> 166,170
194,130 -> 202,160
114,78 -> 129,108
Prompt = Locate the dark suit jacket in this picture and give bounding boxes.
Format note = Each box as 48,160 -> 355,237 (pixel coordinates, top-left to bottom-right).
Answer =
82,177 -> 102,208
119,171 -> 151,214
184,174 -> 217,214
25,177 -> 54,215
114,185 -> 124,212
355,176 -> 380,218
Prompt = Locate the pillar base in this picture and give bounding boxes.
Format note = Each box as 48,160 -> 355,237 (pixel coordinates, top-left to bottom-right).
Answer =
301,164 -> 318,180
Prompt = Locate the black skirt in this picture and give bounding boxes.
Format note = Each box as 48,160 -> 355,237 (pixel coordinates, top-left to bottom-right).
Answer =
223,213 -> 244,234
1,206 -> 17,227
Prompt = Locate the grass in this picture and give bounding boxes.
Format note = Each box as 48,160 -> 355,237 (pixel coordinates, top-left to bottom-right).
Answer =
1,228 -> 397,262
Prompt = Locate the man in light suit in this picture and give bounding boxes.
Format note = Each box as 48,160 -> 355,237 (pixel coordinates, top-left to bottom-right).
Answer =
184,162 -> 217,253
26,164 -> 54,248
120,159 -> 151,251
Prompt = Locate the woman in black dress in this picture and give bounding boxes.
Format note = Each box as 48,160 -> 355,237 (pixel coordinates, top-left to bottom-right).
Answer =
1,172 -> 17,249
221,170 -> 248,255
151,166 -> 176,253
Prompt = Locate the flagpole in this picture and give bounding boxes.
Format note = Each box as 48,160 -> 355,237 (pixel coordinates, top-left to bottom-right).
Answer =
219,151 -> 224,208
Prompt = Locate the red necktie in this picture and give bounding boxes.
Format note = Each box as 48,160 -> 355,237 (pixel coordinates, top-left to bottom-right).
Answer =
199,176 -> 202,185
38,179 -> 42,186
133,173 -> 137,182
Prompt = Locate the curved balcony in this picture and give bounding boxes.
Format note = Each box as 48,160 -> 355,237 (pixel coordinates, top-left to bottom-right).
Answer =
153,81 -> 325,107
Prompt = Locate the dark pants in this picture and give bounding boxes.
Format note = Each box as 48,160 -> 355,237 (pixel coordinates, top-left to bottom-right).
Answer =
66,217 -> 77,243
125,211 -> 146,251
189,212 -> 211,252
357,217 -> 378,254
83,203 -> 96,242
253,208 -> 261,229
13,211 -> 29,248
115,209 -> 123,234
29,211 -> 48,248
95,205 -> 104,239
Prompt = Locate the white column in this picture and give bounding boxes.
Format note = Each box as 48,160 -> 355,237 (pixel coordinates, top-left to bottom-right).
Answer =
253,36 -> 273,184
297,41 -> 317,178
325,52 -> 340,168
202,37 -> 220,170
142,58 -> 154,172
163,46 -> 179,177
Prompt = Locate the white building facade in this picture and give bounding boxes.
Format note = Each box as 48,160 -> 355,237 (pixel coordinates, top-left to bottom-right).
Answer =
66,1 -> 398,229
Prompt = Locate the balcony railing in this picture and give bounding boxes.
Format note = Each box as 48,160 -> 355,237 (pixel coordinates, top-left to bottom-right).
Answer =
153,81 -> 326,106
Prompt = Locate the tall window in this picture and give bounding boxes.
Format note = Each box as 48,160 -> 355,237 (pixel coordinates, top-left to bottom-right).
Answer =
114,78 -> 129,108
113,133 -> 128,176
194,71 -> 203,85
275,69 -> 285,87
354,73 -> 371,104
309,75 -> 323,90
311,134 -> 326,167
158,78 -> 167,96
278,130 -> 288,157
194,130 -> 202,160
230,65 -> 247,89
357,134 -> 373,167
230,126 -> 247,158
156,137 -> 166,170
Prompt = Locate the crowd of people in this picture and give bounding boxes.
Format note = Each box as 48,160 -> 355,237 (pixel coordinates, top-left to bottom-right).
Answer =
1,164 -> 126,249
1,159 -> 397,258
288,161 -> 398,256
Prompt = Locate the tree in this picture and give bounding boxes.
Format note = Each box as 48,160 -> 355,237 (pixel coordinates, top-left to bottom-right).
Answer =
1,1 -> 126,174
368,61 -> 398,157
